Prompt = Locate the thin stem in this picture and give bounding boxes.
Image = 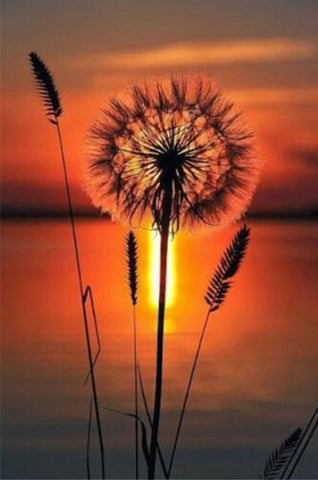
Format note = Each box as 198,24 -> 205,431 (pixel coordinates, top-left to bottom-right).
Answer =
168,310 -> 211,478
133,305 -> 139,479
86,398 -> 93,480
84,286 -> 102,385
138,364 -> 169,479
148,184 -> 173,479
55,118 -> 105,479
285,407 -> 318,479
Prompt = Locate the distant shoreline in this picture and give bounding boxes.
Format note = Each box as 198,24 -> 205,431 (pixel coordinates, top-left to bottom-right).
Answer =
1,209 -> 318,221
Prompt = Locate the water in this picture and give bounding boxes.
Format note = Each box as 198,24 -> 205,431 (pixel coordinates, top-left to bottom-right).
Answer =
1,219 -> 317,479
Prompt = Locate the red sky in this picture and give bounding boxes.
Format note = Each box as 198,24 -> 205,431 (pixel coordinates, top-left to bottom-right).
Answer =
1,0 -> 318,214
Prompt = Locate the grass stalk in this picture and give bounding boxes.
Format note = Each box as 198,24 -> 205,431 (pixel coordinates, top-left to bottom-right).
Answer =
167,225 -> 250,478
56,119 -> 105,479
133,305 -> 139,479
126,231 -> 139,479
29,52 -> 105,478
86,398 -> 93,479
283,406 -> 318,479
167,310 -> 211,477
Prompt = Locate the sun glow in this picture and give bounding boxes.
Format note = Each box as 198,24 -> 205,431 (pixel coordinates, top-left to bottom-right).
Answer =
148,232 -> 176,309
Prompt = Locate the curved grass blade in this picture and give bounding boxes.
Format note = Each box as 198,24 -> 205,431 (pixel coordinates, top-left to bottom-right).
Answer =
83,286 -> 102,385
105,406 -> 149,468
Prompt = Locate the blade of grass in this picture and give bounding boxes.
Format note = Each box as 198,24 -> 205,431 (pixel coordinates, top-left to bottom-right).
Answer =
86,398 -> 93,480
83,286 -> 101,385
105,406 -> 150,470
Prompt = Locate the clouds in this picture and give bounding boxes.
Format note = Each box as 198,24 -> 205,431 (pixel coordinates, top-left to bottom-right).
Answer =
288,148 -> 318,167
75,38 -> 317,70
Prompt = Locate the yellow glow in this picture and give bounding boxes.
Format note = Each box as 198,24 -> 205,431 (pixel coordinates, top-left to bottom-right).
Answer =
148,231 -> 176,307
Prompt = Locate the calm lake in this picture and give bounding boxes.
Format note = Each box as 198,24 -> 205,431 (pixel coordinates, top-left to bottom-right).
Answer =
1,219 -> 317,479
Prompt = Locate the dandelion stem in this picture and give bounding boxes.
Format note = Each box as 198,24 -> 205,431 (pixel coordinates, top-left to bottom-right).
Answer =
138,364 -> 169,478
56,119 -> 105,480
148,183 -> 173,480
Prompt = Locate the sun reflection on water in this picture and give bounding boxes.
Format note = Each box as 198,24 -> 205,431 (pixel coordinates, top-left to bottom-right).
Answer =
148,231 -> 176,332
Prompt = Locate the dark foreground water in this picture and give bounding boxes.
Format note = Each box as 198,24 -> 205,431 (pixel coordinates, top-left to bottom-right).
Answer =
1,219 -> 317,479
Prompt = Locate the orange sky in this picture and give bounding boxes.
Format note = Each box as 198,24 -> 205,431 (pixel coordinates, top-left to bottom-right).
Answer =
1,0 -> 318,214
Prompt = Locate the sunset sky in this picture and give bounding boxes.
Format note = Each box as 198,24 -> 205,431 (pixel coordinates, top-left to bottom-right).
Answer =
1,0 -> 318,215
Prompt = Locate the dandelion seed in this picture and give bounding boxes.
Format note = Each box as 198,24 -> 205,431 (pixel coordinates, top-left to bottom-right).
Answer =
85,75 -> 260,233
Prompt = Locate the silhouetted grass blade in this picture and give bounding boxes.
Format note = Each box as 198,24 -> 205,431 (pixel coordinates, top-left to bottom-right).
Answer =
86,398 -> 93,480
168,225 -> 251,477
262,428 -> 302,479
205,224 -> 250,311
83,286 -> 102,384
126,231 -> 138,305
28,52 -> 62,119
28,52 -> 105,478
125,231 -> 139,478
104,407 -> 150,468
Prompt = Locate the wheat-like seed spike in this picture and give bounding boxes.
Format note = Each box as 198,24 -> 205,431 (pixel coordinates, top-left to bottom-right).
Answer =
28,52 -> 62,119
263,428 -> 302,479
126,231 -> 138,305
205,224 -> 250,311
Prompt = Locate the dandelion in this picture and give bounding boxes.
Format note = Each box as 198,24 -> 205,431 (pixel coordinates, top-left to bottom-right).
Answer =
85,75 -> 260,233
85,75 -> 260,479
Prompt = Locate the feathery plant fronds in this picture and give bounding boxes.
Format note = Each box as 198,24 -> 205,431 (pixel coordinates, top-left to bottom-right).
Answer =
29,52 -> 62,121
28,52 -> 105,479
205,224 -> 250,311
167,224 -> 250,478
279,405 -> 318,479
126,231 -> 139,479
262,428 -> 302,480
126,231 -> 138,306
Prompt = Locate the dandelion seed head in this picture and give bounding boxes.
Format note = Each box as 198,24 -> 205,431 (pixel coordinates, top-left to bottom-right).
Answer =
85,75 -> 261,233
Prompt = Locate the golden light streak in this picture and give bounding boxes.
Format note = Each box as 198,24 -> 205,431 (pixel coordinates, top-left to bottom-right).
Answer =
76,38 -> 317,70
148,232 -> 176,333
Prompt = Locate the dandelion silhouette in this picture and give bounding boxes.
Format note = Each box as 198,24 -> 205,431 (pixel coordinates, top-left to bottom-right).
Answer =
85,75 -> 260,479
86,76 -> 259,232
